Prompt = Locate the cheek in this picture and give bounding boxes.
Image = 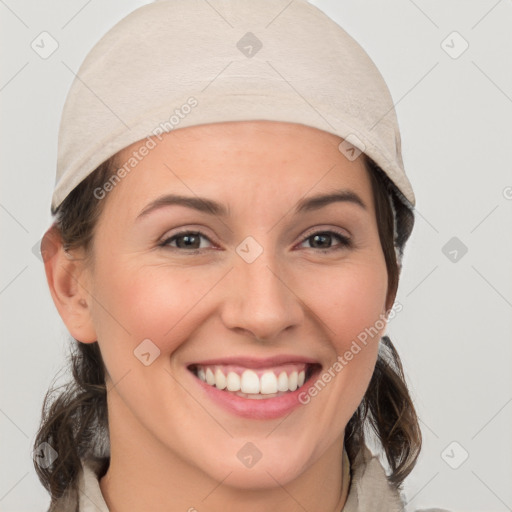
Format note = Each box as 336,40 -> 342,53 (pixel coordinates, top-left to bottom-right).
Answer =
299,259 -> 388,348
90,252 -> 388,355
89,261 -> 218,354
295,258 -> 387,411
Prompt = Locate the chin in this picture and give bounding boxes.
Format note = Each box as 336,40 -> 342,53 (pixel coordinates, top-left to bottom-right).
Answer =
216,465 -> 301,490
200,446 -> 311,490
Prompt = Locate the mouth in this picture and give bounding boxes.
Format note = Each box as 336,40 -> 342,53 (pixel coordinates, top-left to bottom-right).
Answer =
187,361 -> 322,400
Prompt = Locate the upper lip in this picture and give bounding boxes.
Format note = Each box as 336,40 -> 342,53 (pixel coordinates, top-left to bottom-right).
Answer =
187,354 -> 321,369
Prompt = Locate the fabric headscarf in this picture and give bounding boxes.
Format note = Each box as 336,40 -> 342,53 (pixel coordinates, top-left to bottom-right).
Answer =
52,0 -> 416,263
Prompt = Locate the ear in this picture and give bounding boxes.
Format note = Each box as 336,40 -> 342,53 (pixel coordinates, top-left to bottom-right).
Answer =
42,225 -> 97,343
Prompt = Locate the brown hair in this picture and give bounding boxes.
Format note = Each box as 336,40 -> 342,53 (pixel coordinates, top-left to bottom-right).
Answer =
34,152 -> 421,506
348,158 -> 421,487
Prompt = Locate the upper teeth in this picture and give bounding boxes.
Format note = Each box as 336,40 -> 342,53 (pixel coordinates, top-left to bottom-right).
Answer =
195,365 -> 307,394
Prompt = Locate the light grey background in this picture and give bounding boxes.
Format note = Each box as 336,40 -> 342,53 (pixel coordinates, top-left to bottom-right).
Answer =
1,1 -> 511,511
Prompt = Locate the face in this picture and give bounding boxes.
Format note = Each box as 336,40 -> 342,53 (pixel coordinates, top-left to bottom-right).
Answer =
77,121 -> 389,489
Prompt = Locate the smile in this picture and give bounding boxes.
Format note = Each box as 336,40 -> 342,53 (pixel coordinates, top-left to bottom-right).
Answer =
189,363 -> 319,396
186,359 -> 322,419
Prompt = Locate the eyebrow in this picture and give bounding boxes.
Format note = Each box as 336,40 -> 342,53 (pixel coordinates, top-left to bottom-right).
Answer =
136,189 -> 367,221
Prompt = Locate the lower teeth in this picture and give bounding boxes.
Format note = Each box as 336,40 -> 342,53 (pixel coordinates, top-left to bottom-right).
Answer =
232,390 -> 287,399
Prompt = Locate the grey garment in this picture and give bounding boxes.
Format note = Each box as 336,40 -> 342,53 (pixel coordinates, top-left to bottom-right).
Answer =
49,445 -> 450,511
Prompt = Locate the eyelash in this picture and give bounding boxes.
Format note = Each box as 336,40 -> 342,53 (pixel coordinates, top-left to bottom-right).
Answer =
158,229 -> 352,254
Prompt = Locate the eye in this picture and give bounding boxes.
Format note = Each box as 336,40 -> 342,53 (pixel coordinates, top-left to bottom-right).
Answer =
298,230 -> 352,252
159,229 -> 352,253
159,231 -> 213,251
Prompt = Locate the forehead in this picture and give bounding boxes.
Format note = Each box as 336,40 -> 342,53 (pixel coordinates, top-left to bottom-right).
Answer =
107,121 -> 374,219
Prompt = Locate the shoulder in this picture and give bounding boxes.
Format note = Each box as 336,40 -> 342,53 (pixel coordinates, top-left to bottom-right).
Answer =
343,445 -> 451,512
49,457 -> 110,512
343,444 -> 404,512
78,457 -> 110,511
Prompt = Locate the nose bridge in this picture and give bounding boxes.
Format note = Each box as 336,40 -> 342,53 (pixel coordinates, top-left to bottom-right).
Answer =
221,239 -> 303,340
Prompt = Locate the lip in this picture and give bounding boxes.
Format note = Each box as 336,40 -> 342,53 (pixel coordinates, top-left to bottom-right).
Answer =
186,354 -> 320,369
187,361 -> 322,420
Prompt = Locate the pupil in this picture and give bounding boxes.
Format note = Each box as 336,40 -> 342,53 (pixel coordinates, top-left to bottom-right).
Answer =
312,233 -> 329,248
178,234 -> 198,249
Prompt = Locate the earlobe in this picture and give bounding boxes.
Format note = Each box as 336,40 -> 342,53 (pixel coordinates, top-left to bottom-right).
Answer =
42,225 -> 98,344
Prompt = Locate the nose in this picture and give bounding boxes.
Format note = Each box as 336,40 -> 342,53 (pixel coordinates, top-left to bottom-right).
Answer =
220,248 -> 304,341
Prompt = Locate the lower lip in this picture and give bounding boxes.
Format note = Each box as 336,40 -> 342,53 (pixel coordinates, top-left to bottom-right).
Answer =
188,366 -> 322,420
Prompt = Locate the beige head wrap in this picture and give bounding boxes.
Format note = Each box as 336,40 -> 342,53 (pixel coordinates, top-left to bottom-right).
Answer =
52,0 -> 415,259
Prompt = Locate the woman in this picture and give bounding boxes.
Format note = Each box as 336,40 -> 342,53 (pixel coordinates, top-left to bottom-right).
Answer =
34,0 -> 447,510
